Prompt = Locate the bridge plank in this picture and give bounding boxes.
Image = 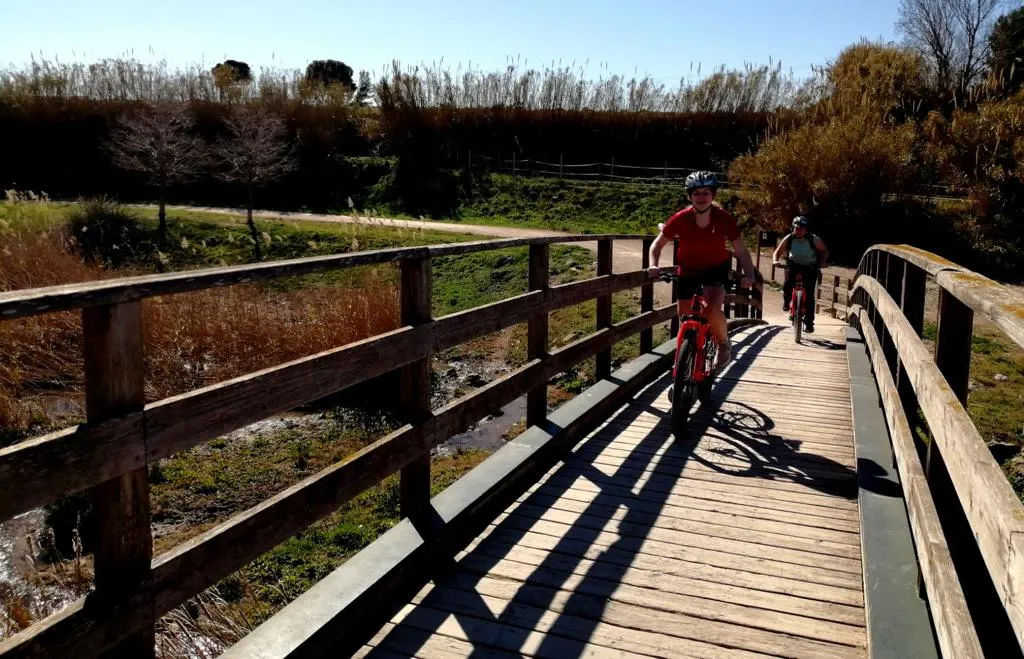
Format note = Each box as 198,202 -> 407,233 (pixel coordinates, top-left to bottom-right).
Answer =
466,529 -> 865,606
531,474 -> 861,530
366,319 -> 866,657
514,487 -> 861,545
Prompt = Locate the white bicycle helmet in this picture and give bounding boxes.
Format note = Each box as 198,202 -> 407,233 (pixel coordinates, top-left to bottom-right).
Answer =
684,170 -> 718,191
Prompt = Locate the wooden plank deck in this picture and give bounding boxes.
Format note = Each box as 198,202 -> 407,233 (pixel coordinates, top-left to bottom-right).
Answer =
358,313 -> 866,658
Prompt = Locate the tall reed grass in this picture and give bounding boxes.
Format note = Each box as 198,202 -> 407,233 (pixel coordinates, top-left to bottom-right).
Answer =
378,59 -> 801,112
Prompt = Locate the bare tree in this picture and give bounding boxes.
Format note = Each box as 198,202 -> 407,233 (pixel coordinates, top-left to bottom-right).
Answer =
107,103 -> 207,242
897,0 -> 1004,98
213,106 -> 295,257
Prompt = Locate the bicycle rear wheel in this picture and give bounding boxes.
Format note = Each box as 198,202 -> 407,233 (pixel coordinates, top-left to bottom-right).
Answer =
672,333 -> 697,438
793,290 -> 803,343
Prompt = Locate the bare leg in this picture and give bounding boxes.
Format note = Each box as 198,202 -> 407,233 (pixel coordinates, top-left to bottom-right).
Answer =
703,285 -> 727,346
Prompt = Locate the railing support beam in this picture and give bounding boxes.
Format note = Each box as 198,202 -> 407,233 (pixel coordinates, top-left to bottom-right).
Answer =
83,301 -> 154,658
596,239 -> 613,379
399,257 -> 433,520
527,244 -> 550,426
640,239 -> 654,352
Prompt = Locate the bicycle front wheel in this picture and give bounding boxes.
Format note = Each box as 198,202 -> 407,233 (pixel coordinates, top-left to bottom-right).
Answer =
698,340 -> 717,405
672,334 -> 697,438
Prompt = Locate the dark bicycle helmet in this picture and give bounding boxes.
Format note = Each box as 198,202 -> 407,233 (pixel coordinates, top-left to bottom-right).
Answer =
684,170 -> 718,192
792,215 -> 810,228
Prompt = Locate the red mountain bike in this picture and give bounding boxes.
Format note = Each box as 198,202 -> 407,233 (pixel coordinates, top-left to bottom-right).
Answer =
660,272 -> 718,438
775,261 -> 806,343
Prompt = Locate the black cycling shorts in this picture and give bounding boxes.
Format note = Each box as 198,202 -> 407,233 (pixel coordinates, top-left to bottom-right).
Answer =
674,259 -> 731,299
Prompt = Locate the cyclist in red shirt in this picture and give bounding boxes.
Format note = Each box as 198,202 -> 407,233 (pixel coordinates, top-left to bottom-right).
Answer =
647,171 -> 757,368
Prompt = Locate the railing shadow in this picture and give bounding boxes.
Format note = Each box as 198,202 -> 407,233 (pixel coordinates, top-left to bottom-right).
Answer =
363,325 -> 792,657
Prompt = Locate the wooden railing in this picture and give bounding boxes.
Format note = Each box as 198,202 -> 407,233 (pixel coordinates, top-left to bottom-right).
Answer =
849,244 -> 1024,657
0,235 -> 762,657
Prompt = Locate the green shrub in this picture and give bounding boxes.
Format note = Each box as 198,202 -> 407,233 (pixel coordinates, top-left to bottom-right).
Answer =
66,197 -> 152,267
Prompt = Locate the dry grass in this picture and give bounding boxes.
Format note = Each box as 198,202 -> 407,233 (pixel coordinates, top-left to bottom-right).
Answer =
0,199 -> 400,441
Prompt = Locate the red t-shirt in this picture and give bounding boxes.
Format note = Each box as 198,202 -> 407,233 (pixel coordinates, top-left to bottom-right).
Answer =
661,205 -> 741,275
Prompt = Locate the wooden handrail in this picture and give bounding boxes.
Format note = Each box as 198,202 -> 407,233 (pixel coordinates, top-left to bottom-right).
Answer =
858,244 -> 1024,351
0,235 -> 651,320
851,262 -> 1024,650
851,303 -> 982,658
0,234 -> 764,657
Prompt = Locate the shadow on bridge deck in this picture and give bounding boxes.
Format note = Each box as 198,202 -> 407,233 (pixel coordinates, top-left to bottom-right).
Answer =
359,320 -> 866,658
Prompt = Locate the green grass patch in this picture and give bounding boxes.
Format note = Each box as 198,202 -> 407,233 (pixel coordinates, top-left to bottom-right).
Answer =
922,321 -> 1024,502
433,244 -> 592,316
459,174 -> 684,234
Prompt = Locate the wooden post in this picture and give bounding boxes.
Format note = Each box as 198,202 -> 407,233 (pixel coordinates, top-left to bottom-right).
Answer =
559,153 -> 563,179
670,241 -> 680,339
610,156 -> 615,177
527,244 -> 549,426
83,301 -> 153,657
755,230 -> 762,274
596,239 -> 613,379
882,254 -> 904,377
926,286 -> 973,487
935,288 -> 973,405
399,257 -> 432,519
902,266 -> 926,337
640,238 -> 654,353
770,238 -> 778,283
512,152 -> 517,177
899,263 -> 927,451
831,274 -> 840,317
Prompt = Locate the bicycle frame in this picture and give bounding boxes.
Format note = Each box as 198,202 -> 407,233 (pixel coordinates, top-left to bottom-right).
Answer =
672,287 -> 715,384
789,272 -> 806,321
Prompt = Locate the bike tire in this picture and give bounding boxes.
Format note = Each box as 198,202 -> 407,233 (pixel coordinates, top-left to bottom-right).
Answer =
672,334 -> 697,438
698,340 -> 716,405
793,290 -> 803,343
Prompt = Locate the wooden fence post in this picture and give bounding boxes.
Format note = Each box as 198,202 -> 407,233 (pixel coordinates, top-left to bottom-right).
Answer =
882,254 -> 904,377
83,301 -> 153,657
927,285 -> 974,501
898,263 -> 927,458
640,238 -> 654,353
527,244 -> 549,426
399,257 -> 432,519
670,240 -> 680,339
831,274 -> 840,317
596,239 -> 613,379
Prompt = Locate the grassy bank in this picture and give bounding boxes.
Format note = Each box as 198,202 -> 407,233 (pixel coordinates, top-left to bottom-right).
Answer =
459,174 -> 686,234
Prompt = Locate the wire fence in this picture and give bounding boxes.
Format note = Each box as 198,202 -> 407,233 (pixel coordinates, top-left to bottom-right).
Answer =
473,154 -> 970,199
476,154 -> 735,185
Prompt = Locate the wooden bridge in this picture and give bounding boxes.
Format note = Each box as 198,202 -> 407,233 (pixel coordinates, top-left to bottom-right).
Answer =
1,238 -> 1023,658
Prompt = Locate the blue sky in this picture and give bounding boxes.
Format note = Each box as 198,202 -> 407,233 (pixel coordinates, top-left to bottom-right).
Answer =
2,0 -> 901,82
